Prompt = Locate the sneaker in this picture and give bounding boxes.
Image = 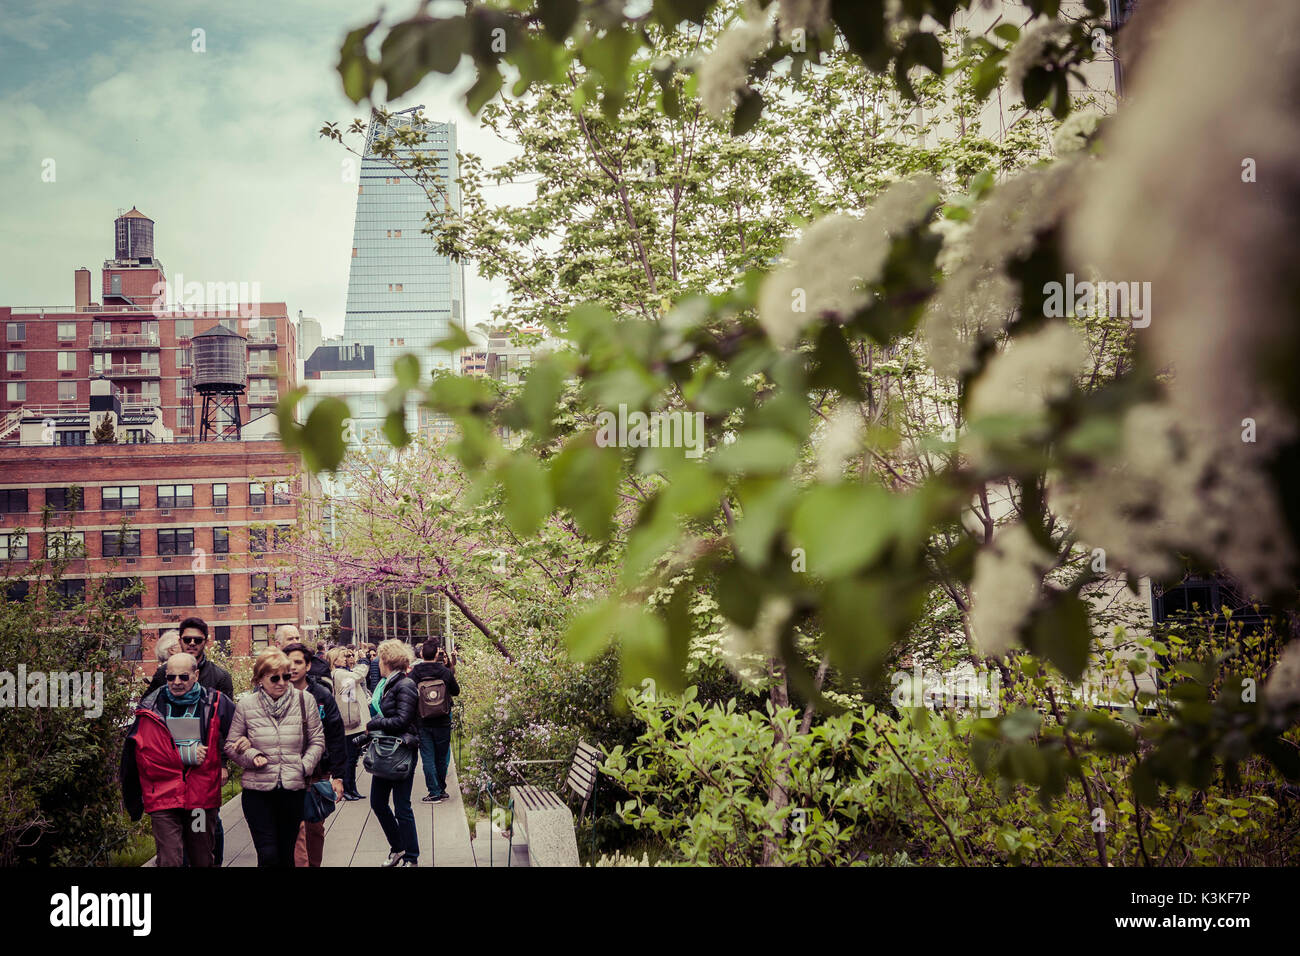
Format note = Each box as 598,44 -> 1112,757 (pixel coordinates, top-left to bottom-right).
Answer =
381,850 -> 403,868
397,859 -> 418,867
344,791 -> 366,801
431,792 -> 449,803
421,794 -> 436,803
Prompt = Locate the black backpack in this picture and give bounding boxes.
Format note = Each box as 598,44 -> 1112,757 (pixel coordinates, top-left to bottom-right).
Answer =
416,677 -> 450,718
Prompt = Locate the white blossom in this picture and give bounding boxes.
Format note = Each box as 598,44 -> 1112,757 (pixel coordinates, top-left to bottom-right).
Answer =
969,523 -> 1053,657
1005,20 -> 1069,95
758,176 -> 938,348
697,4 -> 772,120
815,403 -> 864,482
1052,110 -> 1102,155
1065,0 -> 1300,595
967,321 -> 1087,422
777,0 -> 830,41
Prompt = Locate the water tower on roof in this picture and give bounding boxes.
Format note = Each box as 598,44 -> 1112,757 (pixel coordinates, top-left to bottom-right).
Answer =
192,323 -> 247,441
114,207 -> 154,262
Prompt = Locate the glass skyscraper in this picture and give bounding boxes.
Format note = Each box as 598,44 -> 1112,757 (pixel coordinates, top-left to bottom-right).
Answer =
342,107 -> 465,378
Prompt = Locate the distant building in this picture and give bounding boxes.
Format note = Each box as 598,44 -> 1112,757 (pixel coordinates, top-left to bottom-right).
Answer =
341,107 -> 465,377
0,206 -> 323,662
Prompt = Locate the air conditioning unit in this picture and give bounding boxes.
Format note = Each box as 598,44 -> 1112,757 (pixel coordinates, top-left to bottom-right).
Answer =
214,508 -> 225,515
252,507 -> 263,515
160,509 -> 170,516
161,557 -> 172,564
215,555 -> 226,562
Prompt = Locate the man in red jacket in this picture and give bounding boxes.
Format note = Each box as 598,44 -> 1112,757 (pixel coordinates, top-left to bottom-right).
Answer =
121,652 -> 236,866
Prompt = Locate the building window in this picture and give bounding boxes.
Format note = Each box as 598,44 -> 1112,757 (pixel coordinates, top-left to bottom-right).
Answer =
157,528 -> 195,556
45,487 -> 84,511
176,407 -> 193,428
111,275 -> 121,296
58,351 -> 77,371
56,431 -> 87,446
249,482 -> 266,506
117,632 -> 144,661
272,481 -> 290,505
158,575 -> 196,607
252,624 -> 269,651
6,383 -> 26,403
58,382 -> 77,402
212,527 -> 229,554
57,322 -> 77,340
175,318 -> 193,340
5,323 -> 24,341
0,489 -> 28,513
107,577 -> 142,608
213,573 -> 230,606
46,531 -> 85,560
0,532 -> 27,561
274,573 -> 293,603
274,525 -> 291,551
213,625 -> 231,653
5,353 -> 24,372
102,486 -> 140,510
102,529 -> 141,557
125,429 -> 147,444
53,578 -> 85,603
250,573 -> 268,604
213,483 -> 228,507
157,484 -> 194,509
249,527 -> 267,555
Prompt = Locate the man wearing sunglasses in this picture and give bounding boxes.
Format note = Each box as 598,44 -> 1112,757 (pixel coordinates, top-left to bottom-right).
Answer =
144,617 -> 234,700
120,651 -> 237,866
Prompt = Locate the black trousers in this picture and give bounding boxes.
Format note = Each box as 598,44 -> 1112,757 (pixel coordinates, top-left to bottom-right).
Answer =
240,787 -> 305,868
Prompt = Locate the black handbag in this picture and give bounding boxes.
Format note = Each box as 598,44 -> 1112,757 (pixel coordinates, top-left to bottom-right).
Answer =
364,734 -> 416,781
298,691 -> 337,824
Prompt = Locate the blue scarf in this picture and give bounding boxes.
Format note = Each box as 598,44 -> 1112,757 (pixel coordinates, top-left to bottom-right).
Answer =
163,682 -> 204,765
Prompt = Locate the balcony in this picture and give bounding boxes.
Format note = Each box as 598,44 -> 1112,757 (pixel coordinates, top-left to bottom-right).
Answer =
103,363 -> 161,379
247,331 -> 278,345
248,391 -> 278,405
247,362 -> 279,377
90,333 -> 160,349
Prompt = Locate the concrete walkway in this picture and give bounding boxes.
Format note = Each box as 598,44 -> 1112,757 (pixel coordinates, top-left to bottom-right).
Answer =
146,756 -> 475,867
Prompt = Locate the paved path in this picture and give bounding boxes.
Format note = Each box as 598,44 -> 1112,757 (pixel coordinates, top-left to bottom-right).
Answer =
146,756 -> 475,867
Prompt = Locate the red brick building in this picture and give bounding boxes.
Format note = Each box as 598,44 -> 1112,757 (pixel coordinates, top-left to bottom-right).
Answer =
0,207 -> 324,668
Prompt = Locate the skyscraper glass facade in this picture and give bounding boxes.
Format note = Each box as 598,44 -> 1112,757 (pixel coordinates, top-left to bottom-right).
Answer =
342,109 -> 464,378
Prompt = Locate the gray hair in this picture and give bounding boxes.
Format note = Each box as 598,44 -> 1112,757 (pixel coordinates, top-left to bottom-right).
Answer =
155,630 -> 181,663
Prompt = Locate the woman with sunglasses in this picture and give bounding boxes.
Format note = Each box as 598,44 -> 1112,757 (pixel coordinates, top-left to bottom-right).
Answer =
224,647 -> 325,867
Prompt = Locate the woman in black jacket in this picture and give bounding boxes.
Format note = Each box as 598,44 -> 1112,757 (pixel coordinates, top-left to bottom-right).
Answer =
366,639 -> 421,867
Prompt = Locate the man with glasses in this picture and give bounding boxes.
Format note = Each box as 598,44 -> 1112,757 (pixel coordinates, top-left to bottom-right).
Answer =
145,617 -> 234,700
120,652 -> 237,866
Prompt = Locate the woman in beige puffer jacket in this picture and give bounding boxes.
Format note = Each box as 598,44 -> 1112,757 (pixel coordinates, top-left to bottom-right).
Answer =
223,648 -> 325,867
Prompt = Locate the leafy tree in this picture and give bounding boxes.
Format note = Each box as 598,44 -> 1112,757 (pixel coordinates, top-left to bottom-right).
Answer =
284,0 -> 1300,861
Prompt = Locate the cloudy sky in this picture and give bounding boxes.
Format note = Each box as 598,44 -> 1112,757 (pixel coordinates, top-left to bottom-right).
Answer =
0,0 -> 520,339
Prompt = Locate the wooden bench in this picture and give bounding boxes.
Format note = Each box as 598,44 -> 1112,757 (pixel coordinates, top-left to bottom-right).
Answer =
506,741 -> 602,867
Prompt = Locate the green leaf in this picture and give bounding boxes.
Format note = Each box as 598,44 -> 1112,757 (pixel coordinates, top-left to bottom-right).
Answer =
433,323 -> 474,353
392,353 -> 421,390
295,397 -> 350,473
551,437 -> 622,539
537,0 -> 579,42
906,31 -> 944,75
790,484 -> 893,578
565,600 -> 621,661
1026,591 -> 1093,682
381,409 -> 410,448
992,23 -> 1020,43
338,19 -> 381,104
732,87 -> 764,136
466,68 -> 504,114
808,323 -> 865,400
709,429 -> 800,475
498,454 -> 551,536
1022,67 -> 1052,110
